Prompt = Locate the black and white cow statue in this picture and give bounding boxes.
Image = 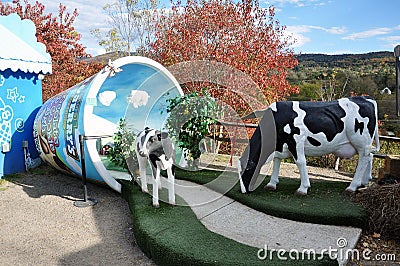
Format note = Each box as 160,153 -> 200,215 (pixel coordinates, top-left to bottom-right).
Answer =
238,96 -> 380,195
135,127 -> 176,207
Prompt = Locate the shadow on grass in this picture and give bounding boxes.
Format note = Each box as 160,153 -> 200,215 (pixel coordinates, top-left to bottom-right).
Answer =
173,168 -> 367,228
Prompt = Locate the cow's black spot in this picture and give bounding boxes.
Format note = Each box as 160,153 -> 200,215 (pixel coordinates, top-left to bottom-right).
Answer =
299,100 -> 345,142
349,96 -> 376,138
307,136 -> 321,147
149,154 -> 159,168
150,147 -> 166,158
241,125 -> 262,189
136,142 -> 141,152
273,102 -> 300,160
141,134 -> 146,145
354,118 -> 364,135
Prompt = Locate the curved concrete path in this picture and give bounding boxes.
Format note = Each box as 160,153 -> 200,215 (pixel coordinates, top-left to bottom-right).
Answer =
111,168 -> 362,266
173,179 -> 361,266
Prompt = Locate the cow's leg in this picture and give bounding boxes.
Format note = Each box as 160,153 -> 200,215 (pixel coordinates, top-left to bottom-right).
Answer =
152,165 -> 161,208
137,155 -> 148,193
295,154 -> 310,195
334,157 -> 340,171
167,166 -> 175,205
265,157 -> 281,190
346,153 -> 369,192
361,153 -> 373,186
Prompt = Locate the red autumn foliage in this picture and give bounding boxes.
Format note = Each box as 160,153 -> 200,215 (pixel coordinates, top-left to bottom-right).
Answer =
151,0 -> 299,115
0,0 -> 103,101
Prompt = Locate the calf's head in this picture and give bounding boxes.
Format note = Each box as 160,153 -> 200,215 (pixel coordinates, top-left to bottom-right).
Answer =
138,129 -> 169,157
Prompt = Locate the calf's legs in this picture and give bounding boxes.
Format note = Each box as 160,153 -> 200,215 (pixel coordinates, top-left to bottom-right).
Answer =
137,156 -> 149,193
152,165 -> 161,208
167,167 -> 176,205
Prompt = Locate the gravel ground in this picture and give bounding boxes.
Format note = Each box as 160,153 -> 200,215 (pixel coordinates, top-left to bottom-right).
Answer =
0,166 -> 155,266
1,159 -> 398,266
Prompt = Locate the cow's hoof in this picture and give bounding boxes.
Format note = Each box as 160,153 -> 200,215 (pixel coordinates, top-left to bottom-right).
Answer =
294,190 -> 307,196
264,184 -> 276,191
344,188 -> 356,195
153,203 -> 160,208
142,189 -> 149,193
357,185 -> 368,192
170,201 -> 176,206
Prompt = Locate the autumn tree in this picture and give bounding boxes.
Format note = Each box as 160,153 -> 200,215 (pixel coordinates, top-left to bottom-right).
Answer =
92,0 -> 160,57
0,0 -> 103,101
151,0 -> 298,114
316,69 -> 351,101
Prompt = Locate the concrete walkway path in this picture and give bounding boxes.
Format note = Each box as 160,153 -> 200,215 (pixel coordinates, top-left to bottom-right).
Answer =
111,164 -> 362,266
172,179 -> 361,265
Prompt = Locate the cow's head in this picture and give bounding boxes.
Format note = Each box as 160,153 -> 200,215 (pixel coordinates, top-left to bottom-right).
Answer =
138,129 -> 169,157
238,108 -> 276,193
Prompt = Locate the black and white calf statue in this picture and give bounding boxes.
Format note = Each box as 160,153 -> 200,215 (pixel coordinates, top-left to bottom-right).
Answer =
238,96 -> 380,195
135,127 -> 176,207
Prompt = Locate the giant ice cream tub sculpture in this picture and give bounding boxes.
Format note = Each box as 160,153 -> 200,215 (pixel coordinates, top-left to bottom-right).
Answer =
33,56 -> 183,192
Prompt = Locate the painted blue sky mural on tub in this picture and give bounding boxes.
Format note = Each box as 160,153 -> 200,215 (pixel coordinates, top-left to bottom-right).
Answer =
94,63 -> 181,133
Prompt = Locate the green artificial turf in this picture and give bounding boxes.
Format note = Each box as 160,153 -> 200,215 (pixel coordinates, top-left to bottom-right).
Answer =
173,168 -> 367,228
100,156 -> 127,172
120,180 -> 336,266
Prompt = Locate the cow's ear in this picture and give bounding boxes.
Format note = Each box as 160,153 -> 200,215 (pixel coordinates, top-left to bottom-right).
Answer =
160,132 -> 169,139
157,132 -> 169,140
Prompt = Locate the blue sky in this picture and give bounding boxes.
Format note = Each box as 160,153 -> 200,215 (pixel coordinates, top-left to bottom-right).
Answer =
265,0 -> 400,54
17,0 -> 400,55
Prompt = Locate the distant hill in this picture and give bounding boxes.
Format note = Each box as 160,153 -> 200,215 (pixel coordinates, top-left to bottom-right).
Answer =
84,51 -> 395,68
295,51 -> 394,68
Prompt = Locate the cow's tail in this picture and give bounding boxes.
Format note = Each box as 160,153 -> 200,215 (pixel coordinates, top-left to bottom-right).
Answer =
372,100 -> 380,153
373,121 -> 380,153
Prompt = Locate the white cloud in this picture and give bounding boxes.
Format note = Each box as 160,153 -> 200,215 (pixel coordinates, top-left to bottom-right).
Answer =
263,0 -> 328,7
128,90 -> 150,108
285,25 -> 346,48
287,25 -> 346,34
38,0 -> 111,55
343,27 -> 392,40
313,26 -> 347,34
265,0 -> 304,6
86,47 -> 107,56
98,90 -> 116,106
285,25 -> 311,47
379,35 -> 400,51
380,35 -> 400,42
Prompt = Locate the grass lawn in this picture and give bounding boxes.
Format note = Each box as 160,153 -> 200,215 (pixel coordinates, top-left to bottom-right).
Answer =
173,168 -> 367,228
121,180 -> 336,266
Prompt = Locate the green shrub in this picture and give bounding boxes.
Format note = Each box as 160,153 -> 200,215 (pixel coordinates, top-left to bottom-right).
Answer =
165,91 -> 221,168
107,118 -> 138,171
